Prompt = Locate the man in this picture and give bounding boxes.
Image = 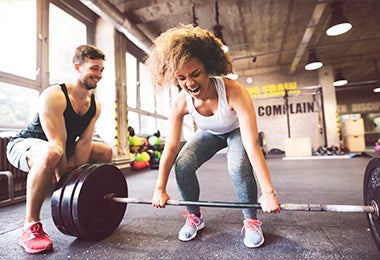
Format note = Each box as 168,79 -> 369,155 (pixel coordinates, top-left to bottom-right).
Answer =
6,45 -> 113,254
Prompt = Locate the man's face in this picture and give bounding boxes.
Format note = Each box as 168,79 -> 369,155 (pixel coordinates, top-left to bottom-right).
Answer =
77,58 -> 104,90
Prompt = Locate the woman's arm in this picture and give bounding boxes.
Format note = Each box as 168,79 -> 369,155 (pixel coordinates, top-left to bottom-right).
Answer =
225,78 -> 280,213
152,91 -> 188,208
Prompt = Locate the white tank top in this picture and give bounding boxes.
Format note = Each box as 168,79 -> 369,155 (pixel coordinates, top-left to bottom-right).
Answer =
185,76 -> 239,135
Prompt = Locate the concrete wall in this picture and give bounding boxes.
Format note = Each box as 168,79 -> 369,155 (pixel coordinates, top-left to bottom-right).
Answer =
238,69 -> 335,152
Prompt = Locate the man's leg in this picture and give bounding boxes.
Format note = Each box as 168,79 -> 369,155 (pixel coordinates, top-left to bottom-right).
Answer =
25,141 -> 64,225
7,139 -> 65,254
89,141 -> 113,163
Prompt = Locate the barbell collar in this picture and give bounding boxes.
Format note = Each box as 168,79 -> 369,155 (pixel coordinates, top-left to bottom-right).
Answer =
108,195 -> 377,215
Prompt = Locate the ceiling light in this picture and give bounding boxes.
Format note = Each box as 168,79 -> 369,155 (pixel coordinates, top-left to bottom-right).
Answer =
305,49 -> 323,70
326,1 -> 352,36
333,69 -> 348,86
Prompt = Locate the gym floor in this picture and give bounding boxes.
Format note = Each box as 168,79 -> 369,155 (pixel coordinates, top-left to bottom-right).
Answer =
0,151 -> 379,259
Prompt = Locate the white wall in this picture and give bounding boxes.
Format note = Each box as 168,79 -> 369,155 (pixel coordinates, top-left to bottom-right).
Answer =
254,94 -> 321,152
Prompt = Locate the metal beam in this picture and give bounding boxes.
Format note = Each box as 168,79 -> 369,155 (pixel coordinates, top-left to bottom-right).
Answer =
288,2 -> 327,75
79,0 -> 153,53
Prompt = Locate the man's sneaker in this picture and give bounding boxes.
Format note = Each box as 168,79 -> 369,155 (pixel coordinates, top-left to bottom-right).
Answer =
241,218 -> 264,248
20,222 -> 53,254
178,210 -> 205,241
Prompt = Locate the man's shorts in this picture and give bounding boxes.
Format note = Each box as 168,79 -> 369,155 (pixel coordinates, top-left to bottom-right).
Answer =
6,138 -> 45,172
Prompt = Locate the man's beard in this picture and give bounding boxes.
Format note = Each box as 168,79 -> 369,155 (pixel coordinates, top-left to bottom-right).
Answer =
83,78 -> 97,90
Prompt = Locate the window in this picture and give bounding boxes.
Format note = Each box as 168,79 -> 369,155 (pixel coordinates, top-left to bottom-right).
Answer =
0,83 -> 39,128
126,53 -> 137,108
0,0 -> 94,130
125,52 -> 171,137
0,1 -> 37,80
156,88 -> 170,116
127,111 -> 139,134
140,115 -> 156,135
49,3 -> 87,85
139,63 -> 155,113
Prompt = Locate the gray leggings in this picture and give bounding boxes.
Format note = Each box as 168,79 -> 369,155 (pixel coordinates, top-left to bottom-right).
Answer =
175,128 -> 258,219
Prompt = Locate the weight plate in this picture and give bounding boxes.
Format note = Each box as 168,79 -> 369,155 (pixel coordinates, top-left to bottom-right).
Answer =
51,164 -> 90,236
363,157 -> 380,251
61,163 -> 98,237
71,163 -> 128,240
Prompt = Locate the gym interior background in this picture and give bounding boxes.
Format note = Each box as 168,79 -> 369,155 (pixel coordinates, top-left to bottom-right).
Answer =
0,0 -> 380,257
1,0 -> 379,159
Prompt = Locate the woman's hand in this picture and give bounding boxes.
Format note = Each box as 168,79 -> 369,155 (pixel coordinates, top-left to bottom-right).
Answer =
258,192 -> 281,213
152,190 -> 171,208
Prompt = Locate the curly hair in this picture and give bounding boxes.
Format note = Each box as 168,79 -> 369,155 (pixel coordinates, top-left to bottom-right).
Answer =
72,45 -> 105,65
145,24 -> 232,88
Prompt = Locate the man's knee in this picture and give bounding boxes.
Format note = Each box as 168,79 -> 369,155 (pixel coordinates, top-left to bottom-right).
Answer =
41,143 -> 64,165
28,142 -> 64,168
91,142 -> 113,163
102,145 -> 113,162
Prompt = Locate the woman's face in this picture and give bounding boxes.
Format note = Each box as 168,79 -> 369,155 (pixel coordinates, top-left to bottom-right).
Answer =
176,57 -> 211,99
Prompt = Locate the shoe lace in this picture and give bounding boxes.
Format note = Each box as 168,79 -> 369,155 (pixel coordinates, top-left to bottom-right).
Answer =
27,223 -> 45,238
180,210 -> 202,227
241,219 -> 263,235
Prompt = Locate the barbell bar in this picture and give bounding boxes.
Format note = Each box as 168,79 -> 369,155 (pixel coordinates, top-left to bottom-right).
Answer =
108,194 -> 378,214
51,157 -> 380,251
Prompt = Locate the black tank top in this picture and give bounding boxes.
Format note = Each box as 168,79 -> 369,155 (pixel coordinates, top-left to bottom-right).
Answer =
15,84 -> 96,159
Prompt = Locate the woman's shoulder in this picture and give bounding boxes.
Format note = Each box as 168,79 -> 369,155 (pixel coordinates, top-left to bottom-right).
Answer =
171,90 -> 188,112
223,77 -> 246,95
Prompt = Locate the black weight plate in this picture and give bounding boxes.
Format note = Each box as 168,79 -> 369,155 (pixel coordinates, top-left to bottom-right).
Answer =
363,157 -> 380,252
51,164 -> 90,236
71,163 -> 128,240
60,163 -> 98,237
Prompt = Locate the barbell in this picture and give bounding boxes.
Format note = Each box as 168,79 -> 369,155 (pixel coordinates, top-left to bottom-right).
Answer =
51,157 -> 380,251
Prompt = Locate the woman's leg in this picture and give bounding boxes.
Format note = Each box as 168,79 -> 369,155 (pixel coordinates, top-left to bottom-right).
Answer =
175,130 -> 226,214
227,128 -> 258,219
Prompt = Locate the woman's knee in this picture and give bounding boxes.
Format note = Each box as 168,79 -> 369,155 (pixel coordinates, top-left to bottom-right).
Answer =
175,151 -> 198,174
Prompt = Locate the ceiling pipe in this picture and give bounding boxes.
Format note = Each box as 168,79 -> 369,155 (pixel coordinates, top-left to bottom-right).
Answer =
288,2 -> 327,75
335,80 -> 379,91
79,0 -> 153,53
233,37 -> 380,61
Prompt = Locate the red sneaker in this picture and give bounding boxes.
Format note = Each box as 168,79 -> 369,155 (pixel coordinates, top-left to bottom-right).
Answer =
20,222 -> 53,254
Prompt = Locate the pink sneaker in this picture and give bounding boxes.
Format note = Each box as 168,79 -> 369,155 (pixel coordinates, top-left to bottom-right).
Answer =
241,218 -> 265,248
20,222 -> 53,254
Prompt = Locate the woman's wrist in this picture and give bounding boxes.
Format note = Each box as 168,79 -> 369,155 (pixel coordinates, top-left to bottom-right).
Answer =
261,190 -> 276,197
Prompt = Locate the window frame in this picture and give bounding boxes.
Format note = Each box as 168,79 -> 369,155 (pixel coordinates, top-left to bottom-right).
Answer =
0,0 -> 97,130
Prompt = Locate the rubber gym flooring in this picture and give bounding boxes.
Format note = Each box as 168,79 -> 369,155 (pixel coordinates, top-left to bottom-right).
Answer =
0,151 -> 379,259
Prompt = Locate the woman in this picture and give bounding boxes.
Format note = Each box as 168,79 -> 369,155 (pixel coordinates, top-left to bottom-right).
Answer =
145,24 -> 280,248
